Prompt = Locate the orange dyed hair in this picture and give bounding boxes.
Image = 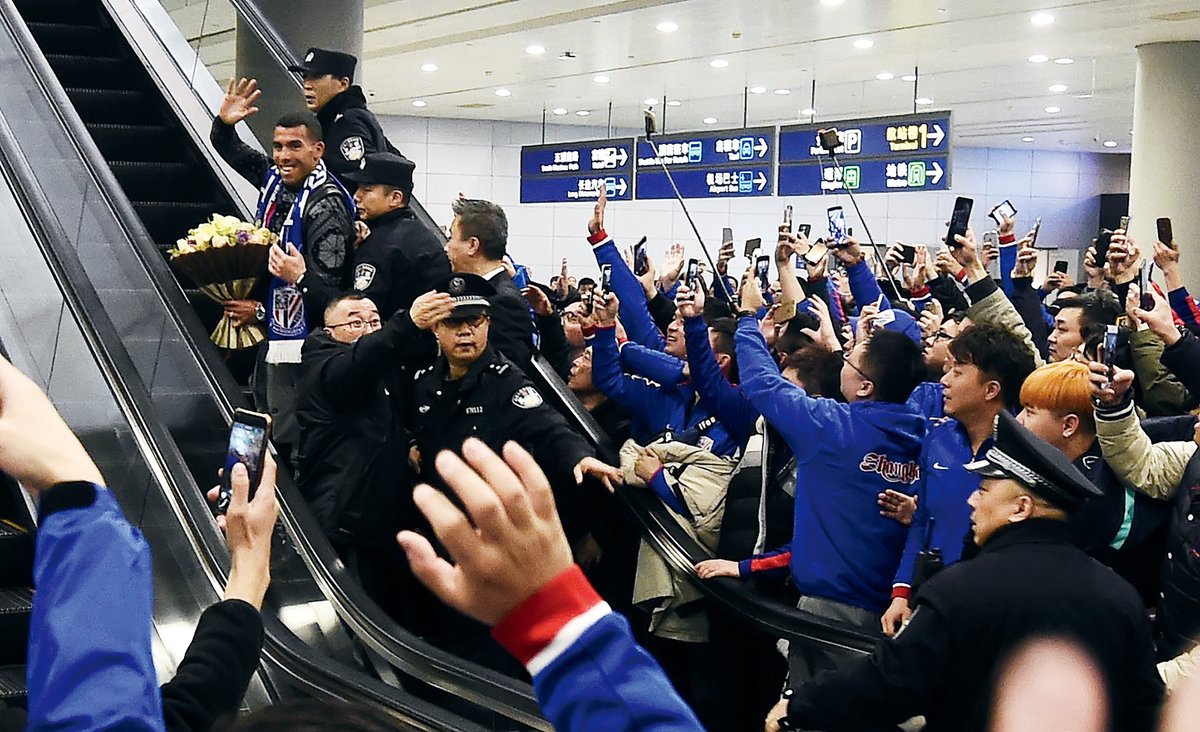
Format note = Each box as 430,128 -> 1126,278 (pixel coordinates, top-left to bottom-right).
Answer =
1019,360 -> 1096,432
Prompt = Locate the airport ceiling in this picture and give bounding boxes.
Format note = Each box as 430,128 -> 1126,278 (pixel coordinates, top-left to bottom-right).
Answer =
167,0 -> 1200,152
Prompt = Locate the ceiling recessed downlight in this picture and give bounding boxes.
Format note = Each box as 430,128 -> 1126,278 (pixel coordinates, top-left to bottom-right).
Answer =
1044,105 -> 1060,113
525,44 -> 545,55
1022,136 -> 1035,142
656,21 -> 678,33
710,58 -> 729,68
1054,57 -> 1075,64
576,110 -> 591,116
411,100 -> 427,108
420,63 -> 439,72
915,97 -> 933,105
593,75 -> 610,83
703,117 -> 718,124
853,38 -> 875,49
801,107 -> 816,116
1028,54 -> 1049,63
552,107 -> 568,115
820,0 -> 845,5
1031,12 -> 1055,25
749,86 -> 767,94
1048,83 -> 1068,93
644,97 -> 659,106
1103,140 -> 1118,148
666,100 -> 682,106
900,74 -> 917,82
774,88 -> 792,95
495,88 -> 512,97
876,72 -> 895,80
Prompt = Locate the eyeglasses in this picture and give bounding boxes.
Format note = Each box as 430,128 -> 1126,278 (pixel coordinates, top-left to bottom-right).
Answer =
931,329 -> 955,342
442,313 -> 488,329
842,349 -> 873,382
327,318 -> 382,331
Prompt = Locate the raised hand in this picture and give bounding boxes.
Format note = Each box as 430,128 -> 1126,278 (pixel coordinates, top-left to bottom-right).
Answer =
588,185 -> 607,236
594,291 -> 620,327
919,297 -> 944,340
675,283 -> 705,319
219,77 -> 262,126
659,242 -> 686,290
521,286 -> 554,317
1011,243 -> 1038,279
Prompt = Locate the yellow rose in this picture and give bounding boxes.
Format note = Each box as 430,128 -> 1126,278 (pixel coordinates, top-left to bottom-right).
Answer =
211,234 -> 230,248
213,214 -> 242,233
192,222 -> 216,245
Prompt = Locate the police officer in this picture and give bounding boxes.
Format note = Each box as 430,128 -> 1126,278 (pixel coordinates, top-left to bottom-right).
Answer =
287,47 -> 398,182
341,152 -> 450,320
408,274 -> 621,496
767,410 -> 1163,732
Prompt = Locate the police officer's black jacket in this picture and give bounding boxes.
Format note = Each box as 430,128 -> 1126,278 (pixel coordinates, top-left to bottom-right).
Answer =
318,85 -> 398,182
352,206 -> 450,320
484,270 -> 535,365
787,518 -> 1163,732
296,312 -> 434,541
407,346 -> 592,492
210,120 -> 355,327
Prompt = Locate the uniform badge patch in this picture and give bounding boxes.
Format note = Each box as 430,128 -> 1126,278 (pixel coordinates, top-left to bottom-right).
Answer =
419,405 -> 431,413
512,386 -> 543,410
353,263 -> 376,290
340,135 -> 365,162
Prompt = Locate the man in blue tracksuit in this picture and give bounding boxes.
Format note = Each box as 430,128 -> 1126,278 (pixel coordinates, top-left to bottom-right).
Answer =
880,323 -> 1037,636
733,277 -> 926,683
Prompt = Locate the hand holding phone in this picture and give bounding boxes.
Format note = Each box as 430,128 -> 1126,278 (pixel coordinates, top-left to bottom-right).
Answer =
599,264 -> 613,293
218,409 -> 271,513
827,206 -> 848,247
685,258 -> 700,289
633,237 -> 649,276
1157,217 -> 1174,248
1100,324 -> 1119,373
755,255 -> 771,291
783,205 -> 794,233
989,200 -> 1017,226
745,237 -> 762,259
946,197 -> 974,249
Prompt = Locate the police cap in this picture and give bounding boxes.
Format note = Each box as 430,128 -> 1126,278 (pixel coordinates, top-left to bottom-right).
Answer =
965,411 -> 1103,511
288,48 -> 357,81
438,273 -> 495,319
343,152 -> 416,192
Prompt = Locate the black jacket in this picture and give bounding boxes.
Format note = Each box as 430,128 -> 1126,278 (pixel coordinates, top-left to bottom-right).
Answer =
1155,447 -> 1200,659
317,86 -> 398,183
787,519 -> 1163,732
484,270 -> 535,365
296,312 -> 433,541
352,207 -> 451,320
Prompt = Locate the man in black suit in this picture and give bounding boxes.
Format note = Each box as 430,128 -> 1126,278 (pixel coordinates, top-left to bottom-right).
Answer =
443,197 -> 533,364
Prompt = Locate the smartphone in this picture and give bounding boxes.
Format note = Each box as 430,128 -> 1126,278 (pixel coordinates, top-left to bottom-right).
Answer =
798,223 -> 812,238
805,240 -> 831,267
1158,217 -> 1174,247
900,243 -> 917,265
755,255 -> 771,291
1095,229 -> 1114,264
990,199 -> 1017,225
982,231 -> 1000,280
1101,324 -> 1119,370
1054,260 -> 1070,274
1119,215 -> 1130,233
722,227 -> 733,245
1139,261 -> 1154,310
946,197 -> 973,249
827,206 -> 848,247
218,409 -> 271,513
633,237 -> 649,276
1029,217 -> 1045,249
599,263 -> 613,293
685,258 -> 699,288
783,205 -> 794,233
583,289 -> 594,314
744,237 -> 762,258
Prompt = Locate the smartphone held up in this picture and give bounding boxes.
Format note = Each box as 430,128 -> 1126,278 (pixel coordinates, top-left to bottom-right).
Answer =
218,409 -> 272,512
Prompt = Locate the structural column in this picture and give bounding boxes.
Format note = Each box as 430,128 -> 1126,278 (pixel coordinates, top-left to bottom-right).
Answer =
1128,42 -> 1200,289
234,0 -> 364,144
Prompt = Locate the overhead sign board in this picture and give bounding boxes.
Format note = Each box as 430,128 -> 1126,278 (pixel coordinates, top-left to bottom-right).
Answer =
634,126 -> 775,199
777,112 -> 952,195
519,138 -> 635,203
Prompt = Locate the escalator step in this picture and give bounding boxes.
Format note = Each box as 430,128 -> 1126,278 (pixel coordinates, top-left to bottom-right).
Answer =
0,665 -> 24,702
0,522 -> 32,590
63,88 -> 156,124
44,54 -> 136,90
0,589 -> 32,666
87,123 -> 183,163
109,161 -> 207,201
25,21 -> 116,56
132,201 -> 228,246
11,0 -> 99,26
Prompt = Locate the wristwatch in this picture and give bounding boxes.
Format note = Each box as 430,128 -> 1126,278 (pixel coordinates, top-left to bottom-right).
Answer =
254,303 -> 266,323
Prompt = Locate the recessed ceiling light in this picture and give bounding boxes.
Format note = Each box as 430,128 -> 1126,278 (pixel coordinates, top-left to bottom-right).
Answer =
411,99 -> 427,108
1054,57 -> 1075,64
666,99 -> 682,106
420,63 -> 439,72
1028,54 -> 1049,64
1022,136 -> 1035,143
525,44 -> 545,55
1044,105 -> 1060,113
915,97 -> 933,105
703,117 -> 718,124
749,86 -> 767,94
710,58 -> 729,68
495,88 -> 512,97
1048,83 -> 1069,93
644,97 -> 659,106
656,20 -> 678,33
1030,12 -> 1055,25
552,107 -> 568,115
900,74 -> 917,82
593,75 -> 610,83
853,38 -> 875,49
774,88 -> 792,95
801,107 -> 817,116
820,0 -> 845,5
876,72 -> 895,80
1103,140 -> 1118,148
576,110 -> 591,116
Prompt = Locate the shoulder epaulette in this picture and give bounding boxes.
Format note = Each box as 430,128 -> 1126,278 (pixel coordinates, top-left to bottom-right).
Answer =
489,362 -> 511,376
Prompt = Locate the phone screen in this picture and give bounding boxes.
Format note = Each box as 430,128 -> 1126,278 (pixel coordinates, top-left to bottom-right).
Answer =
1119,215 -> 1130,232
633,237 -> 649,276
722,227 -> 733,244
1102,325 -> 1119,369
1158,217 -> 1174,247
1095,229 -> 1114,264
755,255 -> 771,290
798,223 -> 812,238
685,258 -> 699,288
990,200 -> 1017,225
946,197 -> 974,249
783,205 -> 794,233
827,206 -> 847,247
218,413 -> 269,512
744,238 -> 762,258
1029,217 -> 1044,248
584,289 -> 594,314
1054,260 -> 1070,274
1139,262 -> 1154,309
599,264 -> 613,293
901,244 -> 917,265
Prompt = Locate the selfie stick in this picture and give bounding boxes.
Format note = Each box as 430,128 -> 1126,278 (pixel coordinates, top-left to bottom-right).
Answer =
820,129 -> 909,307
644,110 -> 735,302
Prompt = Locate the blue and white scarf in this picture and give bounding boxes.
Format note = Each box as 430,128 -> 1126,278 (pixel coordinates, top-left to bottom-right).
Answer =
255,160 -> 354,362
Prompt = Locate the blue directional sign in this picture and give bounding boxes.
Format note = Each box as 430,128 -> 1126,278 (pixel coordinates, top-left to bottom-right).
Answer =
634,126 -> 775,199
777,112 -> 952,195
520,137 -> 635,204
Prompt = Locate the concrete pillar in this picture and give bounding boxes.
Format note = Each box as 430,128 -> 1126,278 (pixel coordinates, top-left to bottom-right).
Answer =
1128,42 -> 1200,289
234,0 -> 364,144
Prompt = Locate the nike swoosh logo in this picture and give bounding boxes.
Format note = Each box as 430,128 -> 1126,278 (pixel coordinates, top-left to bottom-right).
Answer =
932,462 -> 950,470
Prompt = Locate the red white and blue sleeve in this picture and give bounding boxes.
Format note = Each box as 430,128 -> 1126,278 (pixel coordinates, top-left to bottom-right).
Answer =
492,565 -> 704,732
737,543 -> 792,579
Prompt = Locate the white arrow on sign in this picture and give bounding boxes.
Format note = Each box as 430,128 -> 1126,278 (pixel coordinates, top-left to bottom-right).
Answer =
929,124 -> 945,148
755,138 -> 768,157
615,178 -> 628,196
756,172 -> 767,190
928,161 -> 944,185
616,148 -> 629,166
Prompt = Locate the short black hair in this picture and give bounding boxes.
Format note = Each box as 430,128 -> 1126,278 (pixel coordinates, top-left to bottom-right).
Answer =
323,292 -> 368,321
1057,290 -> 1121,345
451,198 -> 508,260
274,111 -> 323,142
708,317 -> 739,383
783,344 -> 842,398
578,277 -> 596,288
947,323 -> 1038,411
861,329 -> 924,403
775,314 -> 819,358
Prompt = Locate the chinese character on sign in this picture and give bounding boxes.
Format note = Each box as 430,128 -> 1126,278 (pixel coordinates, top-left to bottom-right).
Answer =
897,162 -> 908,178
887,126 -> 898,142
887,163 -> 898,177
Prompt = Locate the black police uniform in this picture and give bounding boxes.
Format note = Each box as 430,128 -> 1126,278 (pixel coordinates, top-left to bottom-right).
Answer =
289,48 -> 400,183
343,153 -> 450,320
781,411 -> 1164,732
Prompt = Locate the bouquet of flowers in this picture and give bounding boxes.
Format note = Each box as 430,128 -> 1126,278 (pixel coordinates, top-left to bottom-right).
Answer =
168,214 -> 278,350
